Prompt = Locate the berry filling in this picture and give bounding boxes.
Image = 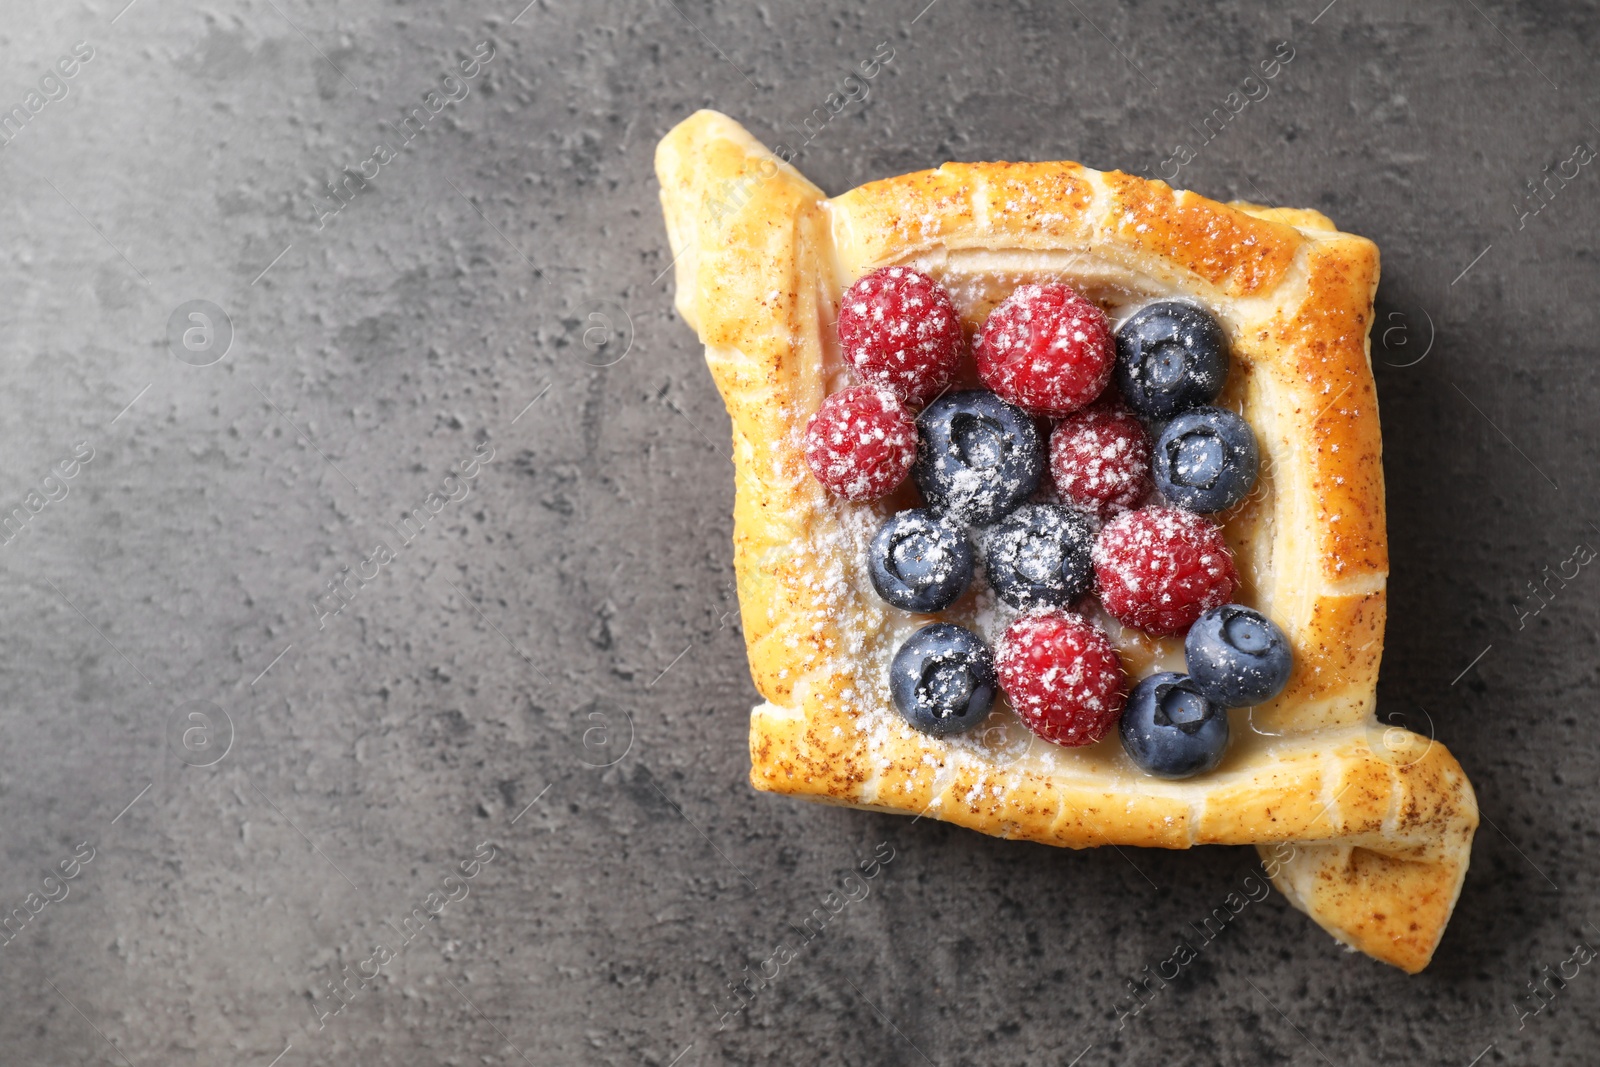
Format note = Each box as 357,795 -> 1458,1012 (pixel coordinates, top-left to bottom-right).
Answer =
803,384 -> 918,501
837,266 -> 965,406
973,283 -> 1114,416
825,273 -> 1288,778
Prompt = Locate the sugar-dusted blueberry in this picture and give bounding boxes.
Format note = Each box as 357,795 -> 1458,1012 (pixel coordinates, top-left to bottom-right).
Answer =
1152,406 -> 1259,514
889,623 -> 997,736
1114,301 -> 1229,418
868,509 -> 974,613
1184,604 -> 1292,707
837,266 -> 965,406
914,390 -> 1044,526
982,504 -> 1096,610
1119,672 -> 1230,779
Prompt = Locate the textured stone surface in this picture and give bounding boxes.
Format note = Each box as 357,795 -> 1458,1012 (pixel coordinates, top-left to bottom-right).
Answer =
1,0 -> 1597,1063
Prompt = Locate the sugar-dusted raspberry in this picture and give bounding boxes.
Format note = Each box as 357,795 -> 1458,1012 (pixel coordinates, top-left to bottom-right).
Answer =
1049,399 -> 1152,519
996,610 -> 1127,747
837,266 -> 964,406
1092,506 -> 1238,636
803,385 -> 918,501
974,283 -> 1114,416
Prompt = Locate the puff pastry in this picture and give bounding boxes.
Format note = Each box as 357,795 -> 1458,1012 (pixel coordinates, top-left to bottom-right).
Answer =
656,109 -> 1477,972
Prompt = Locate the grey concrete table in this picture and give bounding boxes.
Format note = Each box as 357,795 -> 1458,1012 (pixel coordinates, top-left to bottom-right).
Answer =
0,0 -> 1595,1063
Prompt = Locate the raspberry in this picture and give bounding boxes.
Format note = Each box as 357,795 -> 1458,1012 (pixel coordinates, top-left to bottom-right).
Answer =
837,266 -> 964,406
1049,399 -> 1152,519
996,610 -> 1127,747
1092,506 -> 1238,636
803,385 -> 917,501
974,283 -> 1113,416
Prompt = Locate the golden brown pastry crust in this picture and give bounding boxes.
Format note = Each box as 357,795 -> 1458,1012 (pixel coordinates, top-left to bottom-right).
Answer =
656,109 -> 1476,974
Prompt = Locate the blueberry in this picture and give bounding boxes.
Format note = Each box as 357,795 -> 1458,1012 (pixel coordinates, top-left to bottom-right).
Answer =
914,390 -> 1044,526
983,504 -> 1096,609
868,509 -> 974,612
1152,406 -> 1259,514
889,623 -> 996,736
1114,301 -> 1229,418
1184,604 -> 1292,707
1119,672 -> 1230,779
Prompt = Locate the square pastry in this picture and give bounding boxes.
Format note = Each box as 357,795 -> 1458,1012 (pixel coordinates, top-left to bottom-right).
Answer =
656,110 -> 1476,972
